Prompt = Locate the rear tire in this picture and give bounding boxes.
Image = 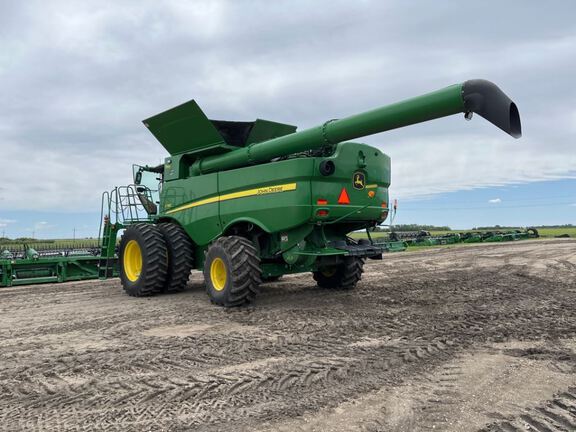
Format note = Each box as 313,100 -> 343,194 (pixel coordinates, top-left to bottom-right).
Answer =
313,257 -> 364,289
119,224 -> 168,297
158,223 -> 194,293
203,236 -> 261,307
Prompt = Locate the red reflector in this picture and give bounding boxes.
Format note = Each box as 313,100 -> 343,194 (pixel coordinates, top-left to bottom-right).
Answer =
317,199 -> 328,205
382,202 -> 387,208
338,188 -> 350,204
316,209 -> 329,217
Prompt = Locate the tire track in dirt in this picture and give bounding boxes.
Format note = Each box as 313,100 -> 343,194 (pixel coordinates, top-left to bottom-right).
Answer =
481,387 -> 576,432
0,239 -> 575,431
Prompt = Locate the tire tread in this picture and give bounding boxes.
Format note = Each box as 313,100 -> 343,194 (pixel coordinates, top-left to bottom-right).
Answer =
204,236 -> 261,307
313,257 -> 364,290
119,223 -> 168,297
158,223 -> 194,293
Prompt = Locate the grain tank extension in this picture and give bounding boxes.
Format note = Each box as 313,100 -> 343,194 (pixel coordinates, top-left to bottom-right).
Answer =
107,79 -> 521,307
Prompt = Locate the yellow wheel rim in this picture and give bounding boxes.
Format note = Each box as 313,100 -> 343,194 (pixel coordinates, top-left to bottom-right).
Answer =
124,240 -> 143,282
210,257 -> 227,291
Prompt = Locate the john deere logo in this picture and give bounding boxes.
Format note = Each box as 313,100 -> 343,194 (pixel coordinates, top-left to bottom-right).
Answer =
353,172 -> 365,190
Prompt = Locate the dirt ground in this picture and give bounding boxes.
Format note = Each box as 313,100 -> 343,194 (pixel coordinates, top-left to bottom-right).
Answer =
1,239 -> 575,431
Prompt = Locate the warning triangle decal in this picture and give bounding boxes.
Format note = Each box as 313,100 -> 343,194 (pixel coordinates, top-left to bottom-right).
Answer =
338,188 -> 350,204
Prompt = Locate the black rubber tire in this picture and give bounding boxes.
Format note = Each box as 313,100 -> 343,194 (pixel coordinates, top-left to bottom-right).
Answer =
158,223 -> 194,293
313,257 -> 365,289
203,236 -> 261,307
119,223 -> 168,297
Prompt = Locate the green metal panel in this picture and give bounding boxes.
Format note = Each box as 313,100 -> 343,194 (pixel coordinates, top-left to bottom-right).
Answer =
160,173 -> 220,246
143,100 -> 227,156
245,119 -> 297,145
144,103 -> 297,159
163,155 -> 182,182
218,158 -> 314,234
310,142 -> 390,223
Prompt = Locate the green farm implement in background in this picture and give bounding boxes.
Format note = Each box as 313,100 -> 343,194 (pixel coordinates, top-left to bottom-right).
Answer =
394,228 -> 539,247
0,243 -> 105,287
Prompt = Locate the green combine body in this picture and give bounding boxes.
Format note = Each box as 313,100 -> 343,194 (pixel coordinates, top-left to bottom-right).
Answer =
104,79 -> 521,307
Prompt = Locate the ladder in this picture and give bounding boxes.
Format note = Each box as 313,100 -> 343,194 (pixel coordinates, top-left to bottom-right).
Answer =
98,216 -> 120,279
97,186 -> 154,279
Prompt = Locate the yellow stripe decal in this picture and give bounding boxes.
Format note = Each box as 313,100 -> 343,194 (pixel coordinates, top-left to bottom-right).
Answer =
366,184 -> 378,189
165,182 -> 297,214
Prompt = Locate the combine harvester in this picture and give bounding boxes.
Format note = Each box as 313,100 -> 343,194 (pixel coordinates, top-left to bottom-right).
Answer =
1,80 -> 522,306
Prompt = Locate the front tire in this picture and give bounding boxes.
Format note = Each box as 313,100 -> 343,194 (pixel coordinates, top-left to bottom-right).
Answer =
313,257 -> 365,289
203,236 -> 261,307
119,224 -> 168,297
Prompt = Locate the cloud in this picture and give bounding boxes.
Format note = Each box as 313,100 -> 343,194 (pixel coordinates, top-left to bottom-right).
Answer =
0,218 -> 16,228
28,221 -> 56,233
0,1 -> 575,212
34,221 -> 53,230
488,198 -> 502,204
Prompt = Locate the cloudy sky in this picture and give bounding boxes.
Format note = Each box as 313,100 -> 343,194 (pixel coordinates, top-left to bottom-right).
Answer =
1,0 -> 575,238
